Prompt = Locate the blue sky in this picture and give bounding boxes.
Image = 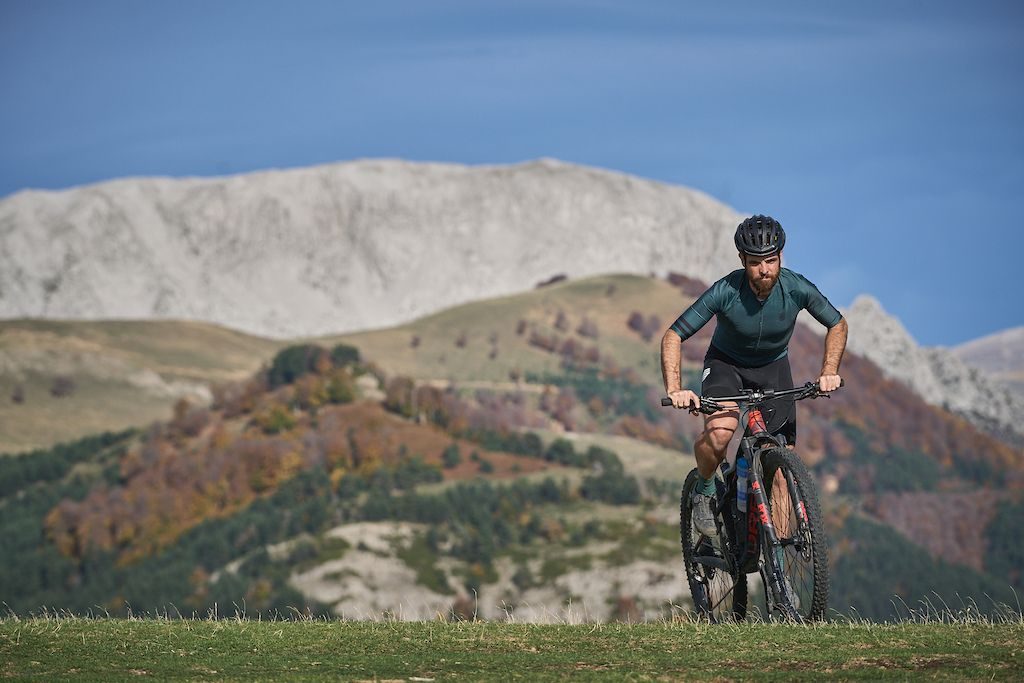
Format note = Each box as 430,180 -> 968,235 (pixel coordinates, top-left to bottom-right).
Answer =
2,1 -> 1022,347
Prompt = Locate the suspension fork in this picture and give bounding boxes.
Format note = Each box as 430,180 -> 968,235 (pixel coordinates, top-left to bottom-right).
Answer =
784,465 -> 812,548
747,455 -> 787,599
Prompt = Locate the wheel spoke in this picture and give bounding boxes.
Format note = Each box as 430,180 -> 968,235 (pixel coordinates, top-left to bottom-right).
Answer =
761,448 -> 828,621
681,470 -> 747,622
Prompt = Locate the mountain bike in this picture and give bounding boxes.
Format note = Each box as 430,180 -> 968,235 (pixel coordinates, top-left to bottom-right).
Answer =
661,380 -> 839,622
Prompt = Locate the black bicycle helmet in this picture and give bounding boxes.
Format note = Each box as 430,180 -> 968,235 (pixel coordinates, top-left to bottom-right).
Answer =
734,215 -> 786,256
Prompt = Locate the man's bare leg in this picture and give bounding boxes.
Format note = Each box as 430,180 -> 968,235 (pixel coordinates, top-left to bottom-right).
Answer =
693,405 -> 738,479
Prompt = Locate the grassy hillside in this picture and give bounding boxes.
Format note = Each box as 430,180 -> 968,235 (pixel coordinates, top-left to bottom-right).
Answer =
2,619 -> 1022,681
0,319 -> 281,453
0,275 -> 680,452
318,273 -> 684,382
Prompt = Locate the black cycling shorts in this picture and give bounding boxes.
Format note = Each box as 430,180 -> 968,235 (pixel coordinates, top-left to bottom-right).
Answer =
700,344 -> 797,445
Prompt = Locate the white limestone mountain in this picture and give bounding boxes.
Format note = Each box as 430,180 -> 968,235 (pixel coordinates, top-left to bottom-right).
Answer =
0,158 -> 742,338
842,295 -> 1024,444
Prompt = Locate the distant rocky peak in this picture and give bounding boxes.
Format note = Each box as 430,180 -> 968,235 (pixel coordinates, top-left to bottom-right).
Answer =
845,294 -> 921,358
954,326 -> 1024,374
843,295 -> 1024,443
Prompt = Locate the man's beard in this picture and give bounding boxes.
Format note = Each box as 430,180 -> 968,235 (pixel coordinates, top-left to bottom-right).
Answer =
751,271 -> 779,298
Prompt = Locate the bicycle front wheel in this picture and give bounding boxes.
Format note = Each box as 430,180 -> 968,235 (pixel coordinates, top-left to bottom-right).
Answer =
760,448 -> 829,621
680,468 -> 747,622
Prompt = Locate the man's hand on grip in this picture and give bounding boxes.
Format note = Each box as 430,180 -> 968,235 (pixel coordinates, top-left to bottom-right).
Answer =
668,389 -> 700,413
818,373 -> 842,393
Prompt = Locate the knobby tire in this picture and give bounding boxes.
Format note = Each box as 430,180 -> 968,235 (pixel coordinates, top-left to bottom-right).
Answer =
760,447 -> 829,622
680,469 -> 747,622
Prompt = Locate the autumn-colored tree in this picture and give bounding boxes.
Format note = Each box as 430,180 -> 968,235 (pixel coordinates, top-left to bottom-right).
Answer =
254,402 -> 297,435
415,385 -> 448,425
528,331 -> 559,352
626,312 -> 662,342
384,376 -> 415,417
213,377 -> 267,418
170,399 -> 211,439
576,317 -> 599,339
551,387 -> 578,431
666,272 -> 709,297
292,375 -> 328,411
627,311 -> 645,334
326,369 -> 356,404
614,415 -> 679,449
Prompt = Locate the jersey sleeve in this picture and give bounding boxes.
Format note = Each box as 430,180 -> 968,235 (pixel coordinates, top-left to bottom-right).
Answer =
669,279 -> 726,341
795,273 -> 842,328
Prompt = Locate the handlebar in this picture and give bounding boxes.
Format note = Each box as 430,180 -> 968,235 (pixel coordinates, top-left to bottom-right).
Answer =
660,379 -> 844,414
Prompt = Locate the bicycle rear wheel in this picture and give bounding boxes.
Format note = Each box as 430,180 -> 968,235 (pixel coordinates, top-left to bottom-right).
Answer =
680,468 -> 747,622
760,448 -> 829,621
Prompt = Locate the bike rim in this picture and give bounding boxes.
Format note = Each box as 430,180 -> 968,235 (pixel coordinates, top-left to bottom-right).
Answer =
681,481 -> 746,622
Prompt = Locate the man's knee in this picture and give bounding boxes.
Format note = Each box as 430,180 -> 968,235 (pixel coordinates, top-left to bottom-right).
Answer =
702,424 -> 735,455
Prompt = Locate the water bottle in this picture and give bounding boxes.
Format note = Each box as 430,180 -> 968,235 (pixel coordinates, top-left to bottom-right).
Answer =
736,456 -> 748,512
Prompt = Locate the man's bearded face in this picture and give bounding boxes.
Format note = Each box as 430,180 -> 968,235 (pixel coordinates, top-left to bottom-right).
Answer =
741,251 -> 782,298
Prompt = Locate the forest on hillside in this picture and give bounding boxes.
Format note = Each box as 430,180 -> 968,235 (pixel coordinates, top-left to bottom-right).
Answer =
2,336 -> 1021,621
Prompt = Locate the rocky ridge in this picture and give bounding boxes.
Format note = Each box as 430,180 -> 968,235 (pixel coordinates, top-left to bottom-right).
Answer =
0,158 -> 741,338
842,295 -> 1024,442
954,327 -> 1024,397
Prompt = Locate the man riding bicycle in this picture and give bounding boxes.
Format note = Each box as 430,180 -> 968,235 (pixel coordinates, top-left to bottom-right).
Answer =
661,215 -> 848,538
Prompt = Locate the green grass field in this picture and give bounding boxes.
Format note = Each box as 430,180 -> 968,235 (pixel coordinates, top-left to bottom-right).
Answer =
2,618 -> 1021,681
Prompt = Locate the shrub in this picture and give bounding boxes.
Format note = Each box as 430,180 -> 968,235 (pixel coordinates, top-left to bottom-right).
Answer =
330,343 -> 361,367
257,403 -> 297,435
50,375 -> 76,398
442,443 -> 462,469
268,345 -> 328,388
326,371 -> 356,404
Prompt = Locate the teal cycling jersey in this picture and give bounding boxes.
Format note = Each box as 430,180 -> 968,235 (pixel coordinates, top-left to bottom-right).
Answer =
669,268 -> 842,367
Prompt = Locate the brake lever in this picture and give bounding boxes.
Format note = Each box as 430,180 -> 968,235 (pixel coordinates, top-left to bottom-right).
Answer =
699,399 -> 721,415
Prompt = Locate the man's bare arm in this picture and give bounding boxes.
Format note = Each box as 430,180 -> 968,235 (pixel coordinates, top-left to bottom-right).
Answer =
661,330 -> 701,409
819,317 -> 848,391
661,329 -> 683,394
